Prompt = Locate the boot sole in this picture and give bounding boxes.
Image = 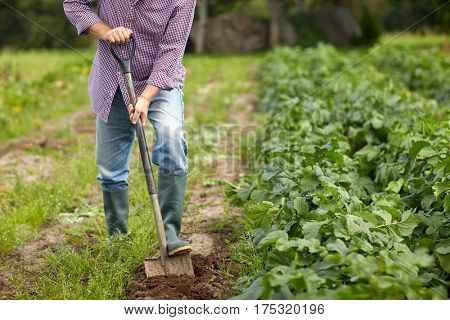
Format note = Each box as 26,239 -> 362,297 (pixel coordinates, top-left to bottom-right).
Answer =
168,245 -> 192,257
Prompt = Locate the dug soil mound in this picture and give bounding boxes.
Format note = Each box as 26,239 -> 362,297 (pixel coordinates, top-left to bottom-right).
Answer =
127,233 -> 239,300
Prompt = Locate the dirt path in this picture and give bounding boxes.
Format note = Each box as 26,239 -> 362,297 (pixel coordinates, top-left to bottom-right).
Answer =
127,87 -> 258,300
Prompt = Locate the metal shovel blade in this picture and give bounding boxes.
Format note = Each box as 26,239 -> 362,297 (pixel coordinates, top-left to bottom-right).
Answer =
144,254 -> 195,278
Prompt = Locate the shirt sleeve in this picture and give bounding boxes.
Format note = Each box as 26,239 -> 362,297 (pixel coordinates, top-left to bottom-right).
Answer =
63,0 -> 102,36
147,0 -> 196,90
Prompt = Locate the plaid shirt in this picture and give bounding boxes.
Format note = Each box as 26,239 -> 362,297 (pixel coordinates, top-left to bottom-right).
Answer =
63,0 -> 196,122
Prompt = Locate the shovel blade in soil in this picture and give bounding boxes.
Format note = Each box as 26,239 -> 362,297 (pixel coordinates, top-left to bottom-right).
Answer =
144,254 -> 195,278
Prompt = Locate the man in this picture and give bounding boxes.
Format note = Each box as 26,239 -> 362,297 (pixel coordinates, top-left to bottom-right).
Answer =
63,0 -> 196,256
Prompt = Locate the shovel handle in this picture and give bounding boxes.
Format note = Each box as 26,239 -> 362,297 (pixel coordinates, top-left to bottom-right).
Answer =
110,38 -> 168,264
109,35 -> 136,74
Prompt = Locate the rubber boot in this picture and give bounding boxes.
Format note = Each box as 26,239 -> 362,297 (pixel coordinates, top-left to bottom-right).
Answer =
103,189 -> 129,237
158,172 -> 192,256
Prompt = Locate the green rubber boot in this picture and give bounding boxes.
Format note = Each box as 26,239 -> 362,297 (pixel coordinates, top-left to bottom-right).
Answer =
103,189 -> 129,237
158,172 -> 192,256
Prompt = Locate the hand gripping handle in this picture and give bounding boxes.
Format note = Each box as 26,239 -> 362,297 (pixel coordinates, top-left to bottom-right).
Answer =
109,35 -> 136,74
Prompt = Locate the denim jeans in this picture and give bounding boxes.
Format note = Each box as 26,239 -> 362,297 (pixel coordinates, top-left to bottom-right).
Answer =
96,86 -> 188,192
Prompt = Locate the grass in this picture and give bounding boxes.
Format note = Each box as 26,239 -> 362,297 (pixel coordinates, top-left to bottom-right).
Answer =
0,50 -> 264,299
381,32 -> 449,48
0,49 -> 94,82
0,50 -> 93,142
0,113 -> 99,256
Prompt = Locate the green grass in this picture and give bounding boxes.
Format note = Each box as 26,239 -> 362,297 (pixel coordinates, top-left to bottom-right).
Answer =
381,32 -> 449,48
0,151 -> 97,256
0,49 -> 94,82
0,50 -> 264,299
0,49 -> 94,142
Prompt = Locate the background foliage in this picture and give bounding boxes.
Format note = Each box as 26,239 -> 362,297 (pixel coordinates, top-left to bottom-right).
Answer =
0,0 -> 448,49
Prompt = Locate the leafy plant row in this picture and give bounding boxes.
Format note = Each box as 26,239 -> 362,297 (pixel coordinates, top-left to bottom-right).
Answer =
229,45 -> 449,299
372,45 -> 450,105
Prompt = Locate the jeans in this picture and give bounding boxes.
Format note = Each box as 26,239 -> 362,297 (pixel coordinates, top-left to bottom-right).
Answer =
96,87 -> 188,192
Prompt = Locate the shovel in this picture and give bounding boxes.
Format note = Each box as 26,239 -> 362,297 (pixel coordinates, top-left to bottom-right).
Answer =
110,36 -> 194,278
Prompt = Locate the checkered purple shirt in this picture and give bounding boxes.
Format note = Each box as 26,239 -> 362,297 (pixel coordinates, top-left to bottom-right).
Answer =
63,0 -> 196,122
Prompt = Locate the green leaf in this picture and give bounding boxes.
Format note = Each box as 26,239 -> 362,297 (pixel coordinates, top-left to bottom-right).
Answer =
433,180 -> 450,197
266,266 -> 291,288
420,193 -> 435,211
292,238 -> 322,253
445,194 -> 450,212
334,220 -> 351,240
231,277 -> 264,300
411,248 -> 434,268
326,238 -> 349,256
345,214 -> 371,236
302,220 -> 329,239
386,178 -> 404,193
395,211 -> 419,237
416,146 -> 437,160
290,268 -> 325,293
275,238 -> 322,253
352,238 -> 374,253
436,240 -> 450,255
424,215 -> 442,235
345,253 -> 379,279
299,167 -> 320,190
262,164 -> 281,181
438,254 -> 450,273
374,209 -> 392,225
410,140 -> 431,157
293,196 -> 309,215
371,117 -> 384,129
257,230 -> 288,250
250,189 -> 271,202
246,201 -> 276,229
355,145 -> 379,161
377,276 -> 397,289
325,150 -> 344,165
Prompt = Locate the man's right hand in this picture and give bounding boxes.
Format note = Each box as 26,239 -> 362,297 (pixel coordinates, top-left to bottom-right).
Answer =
88,23 -> 133,44
100,26 -> 133,44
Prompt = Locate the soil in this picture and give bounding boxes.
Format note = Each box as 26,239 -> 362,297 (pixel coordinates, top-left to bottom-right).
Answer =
128,233 -> 239,300
0,224 -> 68,299
0,150 -> 55,190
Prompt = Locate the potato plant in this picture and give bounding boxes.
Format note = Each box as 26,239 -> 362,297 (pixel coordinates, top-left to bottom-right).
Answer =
229,45 -> 449,299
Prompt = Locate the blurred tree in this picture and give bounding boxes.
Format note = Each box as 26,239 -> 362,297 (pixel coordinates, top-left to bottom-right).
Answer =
0,0 -> 90,49
194,0 -> 208,53
266,0 -> 288,48
384,0 -> 449,32
1,0 -> 77,48
266,0 -> 306,48
352,5 -> 382,46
